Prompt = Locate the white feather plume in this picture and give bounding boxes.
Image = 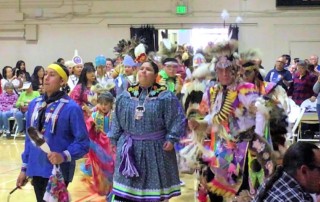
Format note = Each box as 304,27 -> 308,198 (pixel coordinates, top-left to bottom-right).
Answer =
134,43 -> 146,57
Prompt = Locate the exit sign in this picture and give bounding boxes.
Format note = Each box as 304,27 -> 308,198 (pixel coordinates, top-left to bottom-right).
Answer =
176,5 -> 187,15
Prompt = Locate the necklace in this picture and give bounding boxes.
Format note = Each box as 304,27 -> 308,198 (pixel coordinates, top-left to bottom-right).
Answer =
134,87 -> 150,120
210,86 -> 237,124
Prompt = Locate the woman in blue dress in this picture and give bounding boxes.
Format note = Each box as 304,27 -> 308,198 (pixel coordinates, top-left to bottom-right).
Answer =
109,61 -> 186,202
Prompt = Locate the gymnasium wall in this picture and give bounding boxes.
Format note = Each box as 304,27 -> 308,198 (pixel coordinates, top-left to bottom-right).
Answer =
0,0 -> 319,71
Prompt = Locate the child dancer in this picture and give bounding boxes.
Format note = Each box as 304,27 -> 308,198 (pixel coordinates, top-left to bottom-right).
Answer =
81,92 -> 115,196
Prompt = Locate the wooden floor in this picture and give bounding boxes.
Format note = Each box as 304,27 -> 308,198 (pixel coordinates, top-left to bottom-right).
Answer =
0,137 -> 196,202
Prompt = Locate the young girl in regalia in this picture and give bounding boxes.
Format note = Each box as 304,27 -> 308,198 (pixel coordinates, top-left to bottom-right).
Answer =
81,92 -> 115,196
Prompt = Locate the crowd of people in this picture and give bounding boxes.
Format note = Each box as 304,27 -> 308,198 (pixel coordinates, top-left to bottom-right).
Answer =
0,39 -> 319,202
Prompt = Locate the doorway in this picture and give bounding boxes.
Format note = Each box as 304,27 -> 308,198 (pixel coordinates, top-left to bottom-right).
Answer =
159,28 -> 229,51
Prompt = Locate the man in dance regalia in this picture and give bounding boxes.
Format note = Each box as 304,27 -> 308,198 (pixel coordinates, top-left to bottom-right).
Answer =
188,40 -> 276,202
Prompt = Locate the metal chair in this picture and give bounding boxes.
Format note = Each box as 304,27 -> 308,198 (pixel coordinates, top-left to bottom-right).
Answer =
13,117 -> 26,140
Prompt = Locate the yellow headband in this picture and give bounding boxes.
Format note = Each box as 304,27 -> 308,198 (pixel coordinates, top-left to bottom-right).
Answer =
47,64 -> 68,82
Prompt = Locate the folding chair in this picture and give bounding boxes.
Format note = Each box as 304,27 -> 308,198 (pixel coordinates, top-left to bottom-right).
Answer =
291,107 -> 305,142
292,99 -> 320,143
1,117 -> 17,139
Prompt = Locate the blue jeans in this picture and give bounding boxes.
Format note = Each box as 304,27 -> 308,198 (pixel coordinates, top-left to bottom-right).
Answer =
14,111 -> 27,132
0,110 -> 14,131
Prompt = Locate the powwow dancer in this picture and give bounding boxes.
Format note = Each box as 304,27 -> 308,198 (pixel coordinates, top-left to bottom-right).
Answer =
81,92 -> 116,196
109,61 -> 186,202
188,40 -> 276,202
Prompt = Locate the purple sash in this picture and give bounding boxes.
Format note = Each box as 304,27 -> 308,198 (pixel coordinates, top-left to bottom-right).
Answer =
119,130 -> 166,178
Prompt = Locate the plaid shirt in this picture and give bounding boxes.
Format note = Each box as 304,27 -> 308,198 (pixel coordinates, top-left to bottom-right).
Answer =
288,71 -> 318,106
253,171 -> 314,202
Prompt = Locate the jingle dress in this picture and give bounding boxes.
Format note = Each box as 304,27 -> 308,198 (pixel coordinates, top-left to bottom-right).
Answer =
109,83 -> 186,201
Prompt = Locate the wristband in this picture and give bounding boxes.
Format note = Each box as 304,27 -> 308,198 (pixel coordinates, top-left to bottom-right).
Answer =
61,152 -> 68,162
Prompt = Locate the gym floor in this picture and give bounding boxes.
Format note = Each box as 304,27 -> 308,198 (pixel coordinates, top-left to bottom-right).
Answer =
0,138 -> 195,202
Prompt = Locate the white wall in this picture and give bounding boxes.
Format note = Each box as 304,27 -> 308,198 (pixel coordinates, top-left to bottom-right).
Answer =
0,24 -> 129,71
0,0 -> 320,72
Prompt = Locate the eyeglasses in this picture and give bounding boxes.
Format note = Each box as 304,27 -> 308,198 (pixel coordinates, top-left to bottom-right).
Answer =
276,60 -> 285,64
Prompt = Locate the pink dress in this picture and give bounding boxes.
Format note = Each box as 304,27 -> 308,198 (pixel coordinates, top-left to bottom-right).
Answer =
69,84 -> 93,119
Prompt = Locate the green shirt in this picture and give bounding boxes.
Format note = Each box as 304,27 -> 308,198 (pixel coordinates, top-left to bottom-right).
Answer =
16,91 -> 40,108
158,70 -> 177,93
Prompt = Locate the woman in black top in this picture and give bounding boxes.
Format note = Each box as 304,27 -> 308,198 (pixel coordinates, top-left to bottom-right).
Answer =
31,66 -> 45,94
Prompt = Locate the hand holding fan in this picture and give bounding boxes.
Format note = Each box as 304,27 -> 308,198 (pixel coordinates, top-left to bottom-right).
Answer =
27,127 -> 51,153
27,127 -> 70,202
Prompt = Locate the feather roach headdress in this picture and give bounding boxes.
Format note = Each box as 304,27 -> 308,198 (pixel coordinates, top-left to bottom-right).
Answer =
113,36 -> 147,60
240,49 -> 264,81
212,40 -> 239,69
157,31 -> 178,60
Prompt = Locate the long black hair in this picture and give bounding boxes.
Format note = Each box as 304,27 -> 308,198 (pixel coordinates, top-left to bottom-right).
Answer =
256,142 -> 319,201
31,66 -> 44,90
32,66 -> 44,79
15,60 -> 25,71
15,60 -> 31,81
77,62 -> 96,102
